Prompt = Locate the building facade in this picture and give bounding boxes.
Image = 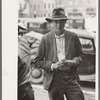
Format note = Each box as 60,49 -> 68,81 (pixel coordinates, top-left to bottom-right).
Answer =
18,0 -> 97,18
42,0 -> 56,17
55,0 -> 96,17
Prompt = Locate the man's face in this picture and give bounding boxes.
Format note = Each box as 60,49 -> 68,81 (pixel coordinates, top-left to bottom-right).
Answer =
52,20 -> 66,34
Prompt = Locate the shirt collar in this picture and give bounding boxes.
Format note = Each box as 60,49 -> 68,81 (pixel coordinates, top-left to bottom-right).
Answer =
55,33 -> 64,39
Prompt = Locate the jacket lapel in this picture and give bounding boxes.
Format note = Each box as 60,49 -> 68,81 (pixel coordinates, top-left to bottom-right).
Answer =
50,31 -> 58,63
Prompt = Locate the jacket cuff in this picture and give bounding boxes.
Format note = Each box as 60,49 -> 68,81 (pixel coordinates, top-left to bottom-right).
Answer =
73,57 -> 82,66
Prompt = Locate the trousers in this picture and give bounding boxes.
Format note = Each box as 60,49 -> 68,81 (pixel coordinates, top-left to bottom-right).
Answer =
18,82 -> 34,100
48,79 -> 85,100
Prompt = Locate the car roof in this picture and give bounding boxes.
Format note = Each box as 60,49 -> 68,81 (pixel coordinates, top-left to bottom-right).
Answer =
25,31 -> 43,40
19,17 -> 47,24
25,29 -> 94,41
65,28 -> 94,39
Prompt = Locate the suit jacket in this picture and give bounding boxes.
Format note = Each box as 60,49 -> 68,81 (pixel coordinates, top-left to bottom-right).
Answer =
34,29 -> 83,90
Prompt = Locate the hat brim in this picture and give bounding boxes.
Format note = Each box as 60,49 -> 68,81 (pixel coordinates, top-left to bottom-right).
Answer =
18,26 -> 27,30
46,17 -> 69,23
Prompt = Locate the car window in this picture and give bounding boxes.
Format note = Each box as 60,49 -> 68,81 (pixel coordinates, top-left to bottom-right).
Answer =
79,38 -> 94,52
29,23 -> 40,28
75,19 -> 84,23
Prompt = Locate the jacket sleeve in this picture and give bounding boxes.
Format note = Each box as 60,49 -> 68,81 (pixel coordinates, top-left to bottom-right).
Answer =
33,36 -> 52,72
73,35 -> 84,66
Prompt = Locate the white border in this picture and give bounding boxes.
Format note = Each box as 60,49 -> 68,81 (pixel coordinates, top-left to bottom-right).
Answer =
96,0 -> 98,100
2,0 -> 18,100
2,0 -> 98,100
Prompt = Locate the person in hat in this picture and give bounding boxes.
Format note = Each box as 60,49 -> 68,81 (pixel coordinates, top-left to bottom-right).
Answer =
34,8 -> 85,100
18,20 -> 35,100
18,20 -> 28,36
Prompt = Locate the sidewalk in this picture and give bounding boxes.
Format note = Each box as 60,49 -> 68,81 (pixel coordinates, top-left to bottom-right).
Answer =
31,84 -> 95,100
32,85 -> 48,100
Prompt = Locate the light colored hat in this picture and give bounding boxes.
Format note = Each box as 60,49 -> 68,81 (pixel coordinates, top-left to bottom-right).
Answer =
30,68 -> 44,84
46,8 -> 68,23
18,20 -> 27,30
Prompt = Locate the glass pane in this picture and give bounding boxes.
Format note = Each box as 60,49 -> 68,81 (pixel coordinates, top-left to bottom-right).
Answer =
79,38 -> 93,51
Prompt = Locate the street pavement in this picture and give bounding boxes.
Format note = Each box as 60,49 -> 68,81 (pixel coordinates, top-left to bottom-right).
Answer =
31,84 -> 95,100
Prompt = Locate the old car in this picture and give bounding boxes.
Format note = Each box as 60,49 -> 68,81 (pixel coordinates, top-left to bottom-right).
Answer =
65,17 -> 85,29
19,17 -> 52,35
25,29 -> 95,84
67,29 -> 95,82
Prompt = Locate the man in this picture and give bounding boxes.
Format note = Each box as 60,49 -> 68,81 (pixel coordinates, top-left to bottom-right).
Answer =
18,21 -> 34,100
34,8 -> 85,100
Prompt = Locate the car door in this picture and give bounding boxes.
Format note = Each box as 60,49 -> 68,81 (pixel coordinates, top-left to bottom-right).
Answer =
77,37 -> 95,75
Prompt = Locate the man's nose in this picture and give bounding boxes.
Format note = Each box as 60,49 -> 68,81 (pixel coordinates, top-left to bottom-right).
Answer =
56,22 -> 61,27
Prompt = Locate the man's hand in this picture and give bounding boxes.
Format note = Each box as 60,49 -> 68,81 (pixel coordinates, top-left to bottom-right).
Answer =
51,60 -> 76,71
51,61 -> 70,71
52,61 -> 64,70
62,60 -> 76,68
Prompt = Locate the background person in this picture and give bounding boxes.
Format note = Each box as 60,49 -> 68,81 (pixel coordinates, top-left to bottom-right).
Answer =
18,20 -> 28,36
34,8 -> 85,100
18,21 -> 35,100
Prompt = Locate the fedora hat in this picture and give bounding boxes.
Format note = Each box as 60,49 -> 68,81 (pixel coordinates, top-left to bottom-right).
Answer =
46,8 -> 68,23
18,20 -> 27,30
30,67 -> 44,84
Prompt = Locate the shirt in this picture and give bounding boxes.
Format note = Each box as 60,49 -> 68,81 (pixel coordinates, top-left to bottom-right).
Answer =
52,33 -> 75,88
18,36 -> 31,86
55,33 -> 65,61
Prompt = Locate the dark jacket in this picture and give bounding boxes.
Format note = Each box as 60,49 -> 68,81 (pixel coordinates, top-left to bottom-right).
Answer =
34,29 -> 83,90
